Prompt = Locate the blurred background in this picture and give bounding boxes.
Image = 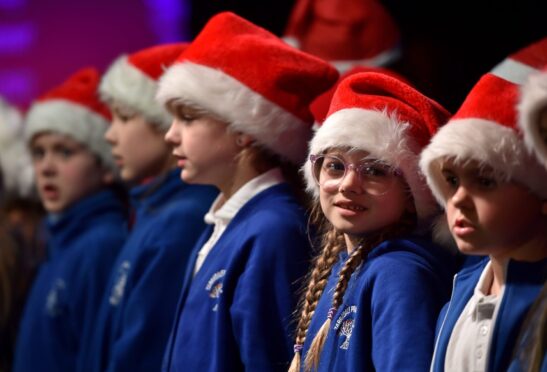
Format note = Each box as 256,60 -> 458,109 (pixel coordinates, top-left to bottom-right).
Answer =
0,0 -> 545,113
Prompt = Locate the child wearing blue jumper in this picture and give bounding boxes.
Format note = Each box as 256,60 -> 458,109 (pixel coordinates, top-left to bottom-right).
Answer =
78,44 -> 218,372
419,38 -> 547,372
289,71 -> 455,372
13,68 -> 127,372
158,12 -> 338,372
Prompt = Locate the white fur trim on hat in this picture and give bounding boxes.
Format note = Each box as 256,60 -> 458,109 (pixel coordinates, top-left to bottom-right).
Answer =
25,99 -> 115,172
302,108 -> 439,220
420,118 -> 547,206
330,46 -> 402,74
157,61 -> 312,164
0,98 -> 35,197
100,56 -> 173,130
519,71 -> 547,168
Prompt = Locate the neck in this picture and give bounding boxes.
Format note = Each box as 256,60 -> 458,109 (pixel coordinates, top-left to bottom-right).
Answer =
488,257 -> 506,296
218,162 -> 262,201
344,234 -> 362,254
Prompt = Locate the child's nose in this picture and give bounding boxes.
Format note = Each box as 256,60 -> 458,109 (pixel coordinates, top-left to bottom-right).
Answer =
164,120 -> 180,146
37,153 -> 56,176
450,184 -> 472,209
338,167 -> 362,194
104,125 -> 117,145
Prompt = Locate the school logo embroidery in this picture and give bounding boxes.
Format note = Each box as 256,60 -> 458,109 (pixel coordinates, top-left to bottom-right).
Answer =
333,305 -> 357,350
45,278 -> 66,317
109,261 -> 131,306
205,269 -> 226,311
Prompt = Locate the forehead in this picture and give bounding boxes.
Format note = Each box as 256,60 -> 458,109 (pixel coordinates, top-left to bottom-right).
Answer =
324,147 -> 371,159
31,131 -> 83,148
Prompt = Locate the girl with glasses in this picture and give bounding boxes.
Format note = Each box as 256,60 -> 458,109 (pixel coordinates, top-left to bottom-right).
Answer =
290,71 -> 456,371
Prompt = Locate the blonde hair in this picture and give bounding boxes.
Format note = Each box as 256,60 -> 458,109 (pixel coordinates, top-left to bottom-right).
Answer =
289,193 -> 417,372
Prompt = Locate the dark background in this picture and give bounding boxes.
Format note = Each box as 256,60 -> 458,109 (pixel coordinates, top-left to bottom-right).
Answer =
1,0 -> 545,113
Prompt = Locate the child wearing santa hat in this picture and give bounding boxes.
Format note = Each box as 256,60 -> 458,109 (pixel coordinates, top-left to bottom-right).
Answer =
290,70 -> 454,371
12,68 -> 128,372
507,67 -> 547,372
78,43 -> 218,372
419,37 -> 547,372
158,11 -> 338,371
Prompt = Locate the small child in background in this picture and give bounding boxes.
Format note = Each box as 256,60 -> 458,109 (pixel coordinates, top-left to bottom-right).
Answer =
0,96 -> 44,372
290,71 -> 454,372
13,68 -> 128,372
158,11 -> 338,371
79,43 -> 218,372
507,68 -> 547,372
420,38 -> 547,372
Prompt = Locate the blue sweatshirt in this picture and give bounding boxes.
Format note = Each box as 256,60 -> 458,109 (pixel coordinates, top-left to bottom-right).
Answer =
301,236 -> 454,371
431,257 -> 547,372
80,169 -> 218,372
13,189 -> 127,372
162,183 -> 312,372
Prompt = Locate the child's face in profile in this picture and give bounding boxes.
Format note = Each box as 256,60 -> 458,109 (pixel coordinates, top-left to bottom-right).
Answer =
105,105 -> 172,183
440,158 -> 547,260
30,133 -> 108,213
164,105 -> 240,189
316,149 -> 411,243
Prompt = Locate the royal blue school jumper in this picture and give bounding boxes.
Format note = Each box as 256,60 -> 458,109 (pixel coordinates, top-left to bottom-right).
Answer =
79,169 -> 217,372
301,235 -> 455,371
431,256 -> 547,372
13,189 -> 127,372
162,183 -> 312,372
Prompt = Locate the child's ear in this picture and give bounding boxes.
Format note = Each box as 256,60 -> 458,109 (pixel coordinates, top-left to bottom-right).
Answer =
235,133 -> 254,147
102,170 -> 115,185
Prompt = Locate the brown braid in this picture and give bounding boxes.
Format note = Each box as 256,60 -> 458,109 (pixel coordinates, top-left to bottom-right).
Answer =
304,208 -> 417,372
288,203 -> 345,372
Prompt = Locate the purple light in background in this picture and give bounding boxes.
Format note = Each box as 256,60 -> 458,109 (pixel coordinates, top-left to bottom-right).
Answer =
0,23 -> 35,54
0,0 -> 26,9
0,68 -> 36,106
143,0 -> 191,42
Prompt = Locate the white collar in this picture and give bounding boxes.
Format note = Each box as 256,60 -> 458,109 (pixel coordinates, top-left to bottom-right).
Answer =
204,167 -> 284,225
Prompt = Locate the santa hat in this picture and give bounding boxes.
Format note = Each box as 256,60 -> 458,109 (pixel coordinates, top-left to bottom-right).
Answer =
518,68 -> 547,168
25,68 -> 115,171
100,43 -> 188,130
303,71 -> 450,221
0,97 -> 34,197
420,37 -> 547,205
156,11 -> 339,165
283,0 -> 401,73
310,66 -> 411,124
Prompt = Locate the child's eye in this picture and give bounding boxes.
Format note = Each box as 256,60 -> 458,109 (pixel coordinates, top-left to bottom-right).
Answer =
476,176 -> 497,189
57,147 -> 75,159
30,147 -> 45,161
442,171 -> 459,188
360,164 -> 389,178
322,157 -> 345,177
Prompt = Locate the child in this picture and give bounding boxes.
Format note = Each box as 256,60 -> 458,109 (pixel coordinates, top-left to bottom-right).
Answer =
79,43 -> 218,372
13,68 -> 128,372
158,12 -> 338,371
289,71 -> 454,372
419,39 -> 547,372
508,68 -> 547,372
283,0 -> 401,73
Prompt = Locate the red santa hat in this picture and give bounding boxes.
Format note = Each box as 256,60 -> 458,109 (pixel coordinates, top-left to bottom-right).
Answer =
518,68 -> 547,168
283,0 -> 401,73
420,37 -> 547,205
25,68 -> 115,171
310,65 -> 411,124
157,11 -> 339,165
100,43 -> 188,130
303,71 -> 450,221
